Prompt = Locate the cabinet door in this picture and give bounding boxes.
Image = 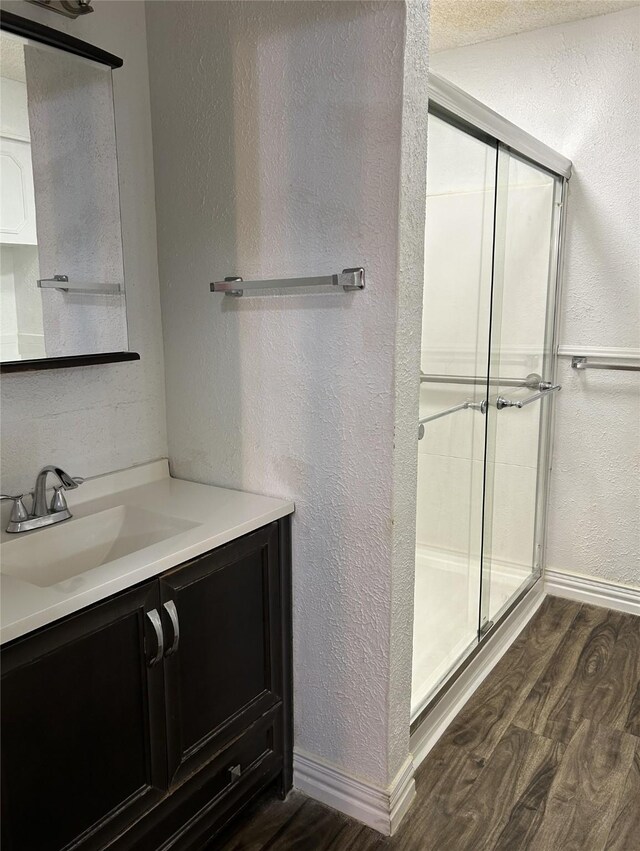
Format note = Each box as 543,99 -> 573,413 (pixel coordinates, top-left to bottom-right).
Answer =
160,522 -> 282,786
1,582 -> 167,851
0,135 -> 38,245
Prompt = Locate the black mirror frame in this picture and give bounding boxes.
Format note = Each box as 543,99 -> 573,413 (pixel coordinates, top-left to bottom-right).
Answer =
0,9 -> 122,68
0,9 -> 139,374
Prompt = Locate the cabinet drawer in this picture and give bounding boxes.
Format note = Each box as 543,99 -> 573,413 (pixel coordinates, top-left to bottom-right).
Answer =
116,707 -> 283,850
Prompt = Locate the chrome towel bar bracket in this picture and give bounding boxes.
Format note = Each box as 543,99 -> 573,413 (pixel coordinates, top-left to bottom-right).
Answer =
210,268 -> 365,297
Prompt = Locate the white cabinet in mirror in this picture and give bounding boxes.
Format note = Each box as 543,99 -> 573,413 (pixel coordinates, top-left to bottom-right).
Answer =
0,19 -> 131,367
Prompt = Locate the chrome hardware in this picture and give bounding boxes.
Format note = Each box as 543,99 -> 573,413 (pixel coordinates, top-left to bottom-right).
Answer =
496,384 -> 561,410
420,372 -> 543,389
37,275 -> 122,294
229,764 -> 242,783
50,487 -> 68,513
146,609 -> 164,666
217,276 -> 243,297
33,466 -> 79,518
524,373 -> 544,389
49,477 -> 83,513
429,73 -> 572,179
26,1 -> 94,19
420,400 -> 472,425
340,268 -> 366,291
418,397 -> 487,438
571,356 -> 640,372
210,268 -> 365,297
1,495 -> 30,528
163,600 -> 180,657
37,274 -> 70,292
3,466 -> 83,533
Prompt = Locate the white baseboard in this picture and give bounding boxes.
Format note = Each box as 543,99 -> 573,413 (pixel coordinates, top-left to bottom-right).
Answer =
545,569 -> 640,616
293,751 -> 415,836
389,756 -> 417,835
410,578 -> 545,769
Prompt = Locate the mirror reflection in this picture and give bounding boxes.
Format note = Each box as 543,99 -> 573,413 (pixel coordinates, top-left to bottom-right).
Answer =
0,31 -> 127,363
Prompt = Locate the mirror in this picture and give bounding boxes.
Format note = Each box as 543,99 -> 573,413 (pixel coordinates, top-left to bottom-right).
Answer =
0,15 -> 133,369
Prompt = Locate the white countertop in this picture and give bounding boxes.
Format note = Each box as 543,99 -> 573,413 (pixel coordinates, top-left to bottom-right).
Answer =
0,460 -> 294,645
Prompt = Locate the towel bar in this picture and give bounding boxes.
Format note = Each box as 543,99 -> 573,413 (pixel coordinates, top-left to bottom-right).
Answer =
37,275 -> 122,294
210,268 -> 365,297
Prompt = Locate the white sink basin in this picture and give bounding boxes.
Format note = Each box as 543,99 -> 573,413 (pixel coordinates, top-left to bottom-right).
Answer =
0,505 -> 198,587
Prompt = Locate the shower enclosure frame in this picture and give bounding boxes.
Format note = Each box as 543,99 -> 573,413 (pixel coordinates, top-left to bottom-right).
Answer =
411,75 -> 571,734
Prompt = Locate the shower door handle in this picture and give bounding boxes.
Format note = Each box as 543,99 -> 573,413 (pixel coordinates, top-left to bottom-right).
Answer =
418,398 -> 487,439
496,384 -> 561,410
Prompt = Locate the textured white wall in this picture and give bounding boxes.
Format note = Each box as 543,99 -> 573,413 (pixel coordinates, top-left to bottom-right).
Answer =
432,7 -> 640,588
0,1 -> 167,496
390,0 -> 430,779
146,0 -> 428,789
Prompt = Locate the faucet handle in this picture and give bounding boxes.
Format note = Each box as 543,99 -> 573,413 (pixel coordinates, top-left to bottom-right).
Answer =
1,495 -> 30,524
51,487 -> 69,513
51,475 -> 84,513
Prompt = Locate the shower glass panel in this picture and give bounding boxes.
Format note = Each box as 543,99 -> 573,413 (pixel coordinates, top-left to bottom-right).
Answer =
480,151 -> 563,630
412,101 -> 566,725
412,115 -> 496,717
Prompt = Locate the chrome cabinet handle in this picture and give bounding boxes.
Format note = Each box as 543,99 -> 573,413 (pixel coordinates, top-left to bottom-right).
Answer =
163,600 -> 180,657
497,384 -> 561,410
146,609 -> 164,666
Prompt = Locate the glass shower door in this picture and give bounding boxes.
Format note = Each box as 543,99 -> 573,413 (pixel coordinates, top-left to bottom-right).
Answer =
412,103 -> 567,725
480,150 -> 563,630
412,114 -> 496,718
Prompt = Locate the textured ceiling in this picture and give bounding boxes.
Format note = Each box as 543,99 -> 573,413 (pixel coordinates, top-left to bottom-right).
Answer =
431,0 -> 640,52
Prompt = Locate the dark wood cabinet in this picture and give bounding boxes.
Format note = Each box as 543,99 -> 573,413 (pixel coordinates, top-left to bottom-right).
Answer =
1,581 -> 168,851
161,522 -> 283,786
1,517 -> 292,851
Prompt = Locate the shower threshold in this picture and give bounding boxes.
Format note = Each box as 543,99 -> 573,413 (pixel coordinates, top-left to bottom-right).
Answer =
410,571 -> 542,738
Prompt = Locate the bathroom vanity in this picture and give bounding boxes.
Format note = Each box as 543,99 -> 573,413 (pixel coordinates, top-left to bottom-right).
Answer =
0,462 -> 294,850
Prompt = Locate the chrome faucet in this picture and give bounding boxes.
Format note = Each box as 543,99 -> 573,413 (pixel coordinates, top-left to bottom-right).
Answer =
1,466 -> 84,533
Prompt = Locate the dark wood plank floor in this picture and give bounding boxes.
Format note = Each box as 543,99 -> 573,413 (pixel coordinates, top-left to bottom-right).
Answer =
213,597 -> 640,851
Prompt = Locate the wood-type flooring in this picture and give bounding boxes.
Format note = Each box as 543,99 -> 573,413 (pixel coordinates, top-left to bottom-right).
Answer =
214,597 -> 640,851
